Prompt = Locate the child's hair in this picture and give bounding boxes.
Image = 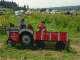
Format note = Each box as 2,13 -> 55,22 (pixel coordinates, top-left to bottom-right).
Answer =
41,21 -> 45,24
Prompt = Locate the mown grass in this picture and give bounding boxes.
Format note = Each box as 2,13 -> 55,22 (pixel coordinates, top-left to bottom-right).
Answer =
0,12 -> 80,60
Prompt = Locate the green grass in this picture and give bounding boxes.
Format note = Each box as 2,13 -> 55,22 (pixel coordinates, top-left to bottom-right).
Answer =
0,33 -> 80,60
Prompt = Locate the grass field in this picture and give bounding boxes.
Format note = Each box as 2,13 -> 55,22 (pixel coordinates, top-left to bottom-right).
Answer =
0,34 -> 80,60
0,12 -> 80,60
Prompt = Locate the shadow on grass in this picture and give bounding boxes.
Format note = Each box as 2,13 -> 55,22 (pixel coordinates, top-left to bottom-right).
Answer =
15,44 -> 77,55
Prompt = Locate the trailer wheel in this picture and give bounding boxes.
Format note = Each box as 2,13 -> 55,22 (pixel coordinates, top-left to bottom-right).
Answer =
36,41 -> 45,49
55,41 -> 65,50
20,31 -> 33,48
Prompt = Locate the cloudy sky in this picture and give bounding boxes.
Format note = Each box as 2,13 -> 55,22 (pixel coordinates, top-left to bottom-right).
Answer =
3,0 -> 80,8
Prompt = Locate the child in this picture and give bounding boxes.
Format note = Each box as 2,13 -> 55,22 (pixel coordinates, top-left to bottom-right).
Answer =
37,21 -> 47,32
19,18 -> 27,29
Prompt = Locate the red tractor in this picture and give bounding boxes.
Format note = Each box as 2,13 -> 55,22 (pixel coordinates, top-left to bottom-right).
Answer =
7,27 -> 69,50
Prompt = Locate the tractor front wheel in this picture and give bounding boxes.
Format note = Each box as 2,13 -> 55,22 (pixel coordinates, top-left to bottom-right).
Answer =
7,39 -> 14,47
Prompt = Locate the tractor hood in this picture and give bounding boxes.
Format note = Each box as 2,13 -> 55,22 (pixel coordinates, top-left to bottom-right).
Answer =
19,29 -> 33,35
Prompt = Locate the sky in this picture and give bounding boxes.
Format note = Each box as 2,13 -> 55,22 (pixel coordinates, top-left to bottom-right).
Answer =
3,0 -> 80,8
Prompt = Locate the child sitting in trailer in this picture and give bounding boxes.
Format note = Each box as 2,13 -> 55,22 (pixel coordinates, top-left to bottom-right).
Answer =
37,21 -> 47,32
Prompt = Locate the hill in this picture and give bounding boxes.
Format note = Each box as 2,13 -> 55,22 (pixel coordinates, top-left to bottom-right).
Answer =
47,5 -> 80,11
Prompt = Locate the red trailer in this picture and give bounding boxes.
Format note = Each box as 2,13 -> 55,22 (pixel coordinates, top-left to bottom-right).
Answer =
7,28 -> 69,50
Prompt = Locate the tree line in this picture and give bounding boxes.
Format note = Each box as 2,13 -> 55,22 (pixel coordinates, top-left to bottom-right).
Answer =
0,0 -> 26,11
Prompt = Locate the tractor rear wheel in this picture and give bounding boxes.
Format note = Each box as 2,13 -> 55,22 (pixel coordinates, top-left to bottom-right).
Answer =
20,31 -> 34,48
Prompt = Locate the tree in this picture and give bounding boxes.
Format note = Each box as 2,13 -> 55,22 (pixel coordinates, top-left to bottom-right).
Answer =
0,0 -> 27,11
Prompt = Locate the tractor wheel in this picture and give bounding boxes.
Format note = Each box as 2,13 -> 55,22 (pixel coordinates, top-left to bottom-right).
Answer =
55,41 -> 65,50
20,31 -> 34,48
